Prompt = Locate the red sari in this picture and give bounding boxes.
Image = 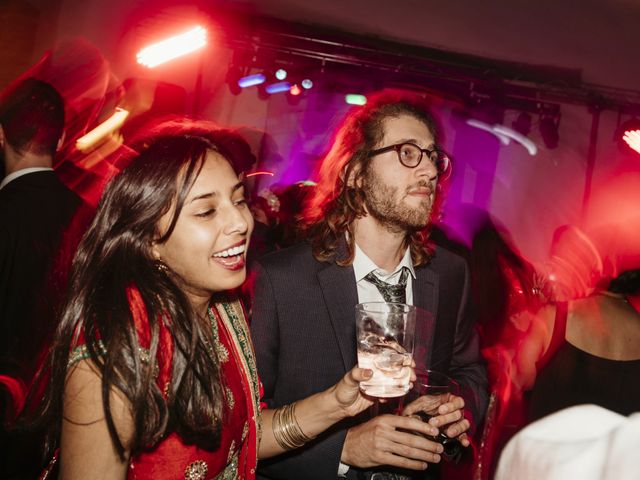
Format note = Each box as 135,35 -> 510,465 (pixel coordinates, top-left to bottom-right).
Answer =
46,288 -> 261,480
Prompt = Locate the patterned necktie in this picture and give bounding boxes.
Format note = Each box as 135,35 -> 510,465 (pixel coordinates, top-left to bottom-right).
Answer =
364,267 -> 409,304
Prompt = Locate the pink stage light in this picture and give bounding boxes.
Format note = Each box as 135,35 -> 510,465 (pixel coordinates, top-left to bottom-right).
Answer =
246,171 -> 275,178
623,129 -> 640,154
617,118 -> 640,156
136,26 -> 207,68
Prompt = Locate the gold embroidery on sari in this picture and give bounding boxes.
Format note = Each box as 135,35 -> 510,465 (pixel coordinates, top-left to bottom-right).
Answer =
208,310 -> 230,363
215,301 -> 261,444
225,386 -> 235,410
184,460 -> 208,480
227,440 -> 237,462
67,343 -> 157,377
215,452 -> 239,480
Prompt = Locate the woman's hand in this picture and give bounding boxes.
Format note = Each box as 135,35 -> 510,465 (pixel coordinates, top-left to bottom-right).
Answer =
261,366 -> 375,458
331,367 -> 374,418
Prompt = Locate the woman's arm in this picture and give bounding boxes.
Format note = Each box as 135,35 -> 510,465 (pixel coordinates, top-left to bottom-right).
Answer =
511,304 -> 556,390
258,367 -> 373,459
60,360 -> 134,479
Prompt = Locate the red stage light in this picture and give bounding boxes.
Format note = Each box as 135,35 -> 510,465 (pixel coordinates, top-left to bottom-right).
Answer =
616,118 -> 640,156
623,130 -> 640,154
136,26 -> 207,68
289,84 -> 302,96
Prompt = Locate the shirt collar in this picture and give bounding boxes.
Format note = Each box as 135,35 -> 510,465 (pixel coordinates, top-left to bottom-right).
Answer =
0,167 -> 53,190
353,242 -> 416,282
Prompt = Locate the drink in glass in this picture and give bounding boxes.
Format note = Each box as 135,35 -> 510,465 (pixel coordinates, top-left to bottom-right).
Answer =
403,369 -> 463,461
356,302 -> 416,398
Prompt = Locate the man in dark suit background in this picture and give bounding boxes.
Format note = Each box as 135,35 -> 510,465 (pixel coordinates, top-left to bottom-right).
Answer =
0,77 -> 81,423
250,90 -> 488,479
0,77 -> 81,479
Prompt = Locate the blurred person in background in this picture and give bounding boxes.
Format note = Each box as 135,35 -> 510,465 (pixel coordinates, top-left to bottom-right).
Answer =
0,77 -> 81,480
0,78 -> 79,379
509,174 -> 640,423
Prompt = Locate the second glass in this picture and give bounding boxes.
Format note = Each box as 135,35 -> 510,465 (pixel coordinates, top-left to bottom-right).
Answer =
403,369 -> 463,461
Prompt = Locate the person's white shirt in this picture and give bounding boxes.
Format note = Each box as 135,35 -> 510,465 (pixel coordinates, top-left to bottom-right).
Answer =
338,242 -> 416,477
353,242 -> 416,305
0,167 -> 53,190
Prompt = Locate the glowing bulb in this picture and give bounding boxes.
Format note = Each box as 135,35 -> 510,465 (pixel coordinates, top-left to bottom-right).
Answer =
623,129 -> 640,154
265,82 -> 291,94
237,73 -> 266,88
345,94 -> 367,105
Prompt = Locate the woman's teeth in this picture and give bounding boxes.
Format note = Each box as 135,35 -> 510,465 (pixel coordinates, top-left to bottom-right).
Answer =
213,244 -> 245,258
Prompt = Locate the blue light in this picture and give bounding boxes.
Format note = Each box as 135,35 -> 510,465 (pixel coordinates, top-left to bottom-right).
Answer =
265,81 -> 292,94
301,78 -> 313,89
237,73 -> 266,88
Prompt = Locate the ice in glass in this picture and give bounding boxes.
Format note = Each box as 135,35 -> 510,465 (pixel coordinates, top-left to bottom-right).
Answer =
356,302 -> 416,397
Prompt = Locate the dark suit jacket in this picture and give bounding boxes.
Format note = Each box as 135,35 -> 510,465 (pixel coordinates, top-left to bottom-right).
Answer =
0,170 -> 80,379
250,242 -> 488,480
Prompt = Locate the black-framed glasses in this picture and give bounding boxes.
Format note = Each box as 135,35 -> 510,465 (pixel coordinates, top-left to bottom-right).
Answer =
368,142 -> 451,176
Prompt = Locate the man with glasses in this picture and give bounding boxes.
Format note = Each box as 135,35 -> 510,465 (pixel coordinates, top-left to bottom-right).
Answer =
251,90 -> 488,480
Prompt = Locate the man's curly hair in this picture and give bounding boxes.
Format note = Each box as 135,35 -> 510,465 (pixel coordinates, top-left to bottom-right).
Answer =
302,89 -> 443,266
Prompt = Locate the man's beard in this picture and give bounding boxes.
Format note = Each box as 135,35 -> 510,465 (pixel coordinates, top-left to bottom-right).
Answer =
362,166 -> 433,232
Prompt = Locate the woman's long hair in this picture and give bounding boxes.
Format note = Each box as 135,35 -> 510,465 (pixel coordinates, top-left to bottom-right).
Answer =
303,89 -> 443,267
29,122 -> 241,460
608,268 -> 640,295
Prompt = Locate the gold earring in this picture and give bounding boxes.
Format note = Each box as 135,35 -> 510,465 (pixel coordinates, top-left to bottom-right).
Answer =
155,261 -> 170,273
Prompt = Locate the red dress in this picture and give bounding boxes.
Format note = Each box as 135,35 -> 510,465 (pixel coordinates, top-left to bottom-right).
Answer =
47,288 -> 262,480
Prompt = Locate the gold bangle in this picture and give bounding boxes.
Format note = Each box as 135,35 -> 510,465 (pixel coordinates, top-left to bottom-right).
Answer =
272,402 -> 312,450
272,405 -> 289,450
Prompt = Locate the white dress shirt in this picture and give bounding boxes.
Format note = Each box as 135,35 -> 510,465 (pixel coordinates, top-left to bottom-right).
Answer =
353,242 -> 416,306
0,167 -> 53,190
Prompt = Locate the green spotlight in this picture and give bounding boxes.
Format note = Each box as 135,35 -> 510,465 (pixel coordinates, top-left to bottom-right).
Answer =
345,94 -> 367,106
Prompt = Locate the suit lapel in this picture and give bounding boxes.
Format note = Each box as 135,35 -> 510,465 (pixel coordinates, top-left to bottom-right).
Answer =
317,262 -> 359,372
314,246 -> 440,372
412,265 -> 439,369
413,265 -> 438,312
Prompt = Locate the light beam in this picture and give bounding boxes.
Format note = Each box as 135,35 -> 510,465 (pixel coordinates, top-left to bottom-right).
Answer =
136,26 -> 207,68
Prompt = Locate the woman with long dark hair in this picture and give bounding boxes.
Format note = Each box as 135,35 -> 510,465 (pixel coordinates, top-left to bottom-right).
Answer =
30,121 -> 375,479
